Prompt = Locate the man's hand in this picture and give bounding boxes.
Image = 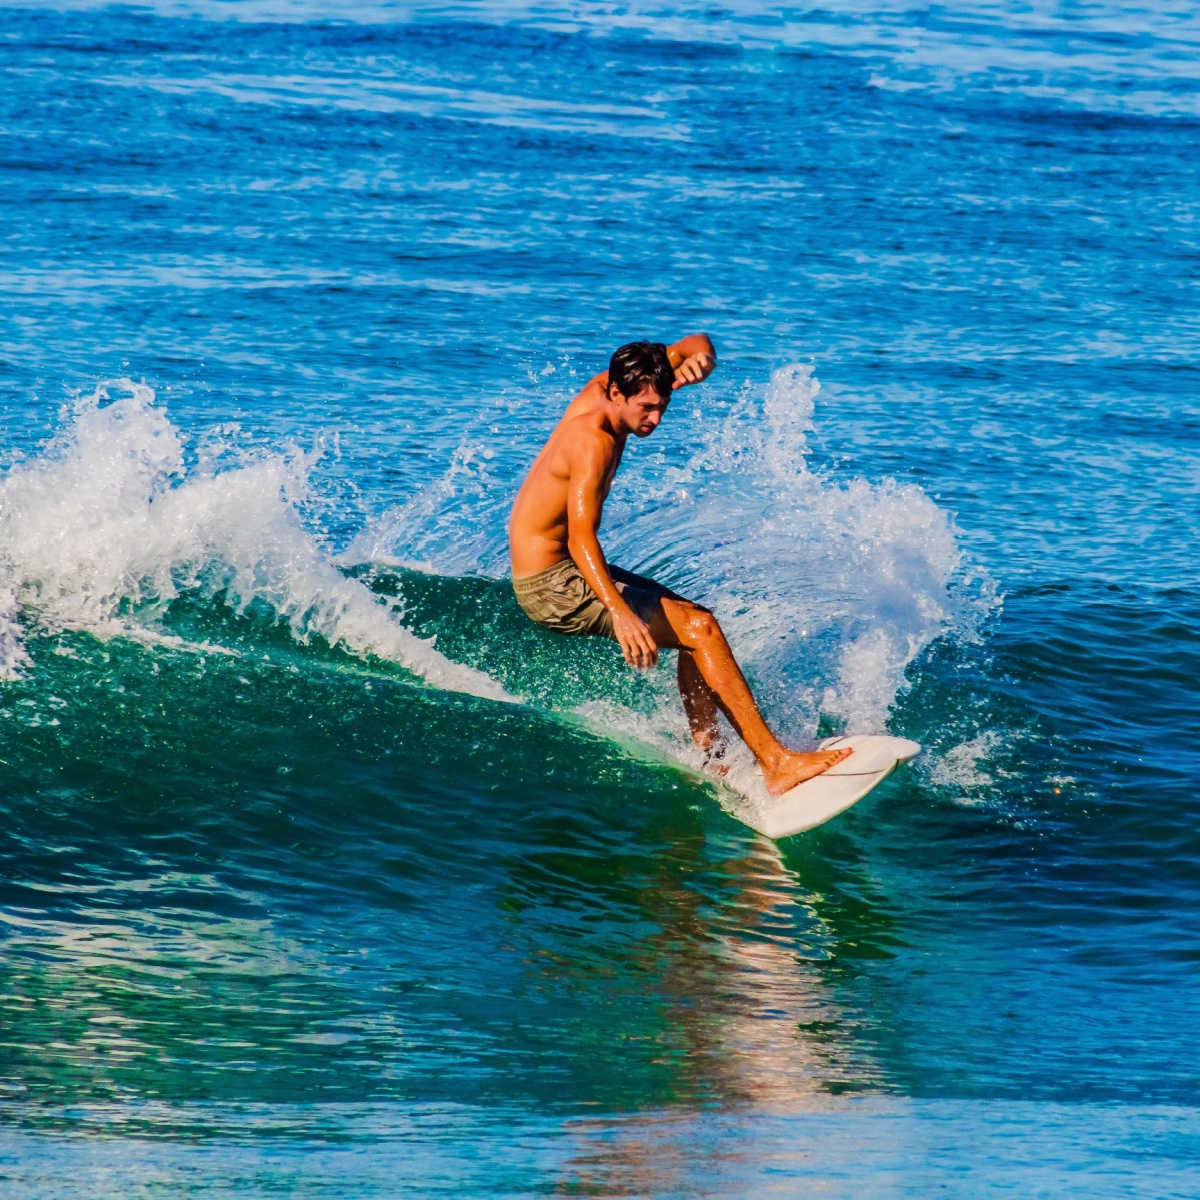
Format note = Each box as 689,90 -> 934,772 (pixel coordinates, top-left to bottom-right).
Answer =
672,351 -> 717,390
611,606 -> 659,669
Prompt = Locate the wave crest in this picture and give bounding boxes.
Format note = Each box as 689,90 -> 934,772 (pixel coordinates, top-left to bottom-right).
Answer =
0,382 -> 509,701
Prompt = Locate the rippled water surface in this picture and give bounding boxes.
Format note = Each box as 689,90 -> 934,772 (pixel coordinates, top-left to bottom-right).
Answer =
2,2 -> 1198,1195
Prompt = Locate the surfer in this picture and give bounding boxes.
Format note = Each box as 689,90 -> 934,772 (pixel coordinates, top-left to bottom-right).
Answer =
508,336 -> 851,794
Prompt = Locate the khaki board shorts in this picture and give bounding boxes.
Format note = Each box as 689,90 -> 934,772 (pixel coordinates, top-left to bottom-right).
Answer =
512,559 -> 673,639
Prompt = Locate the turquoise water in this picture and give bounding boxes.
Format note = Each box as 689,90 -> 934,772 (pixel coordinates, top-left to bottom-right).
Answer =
2,2 -> 1198,1195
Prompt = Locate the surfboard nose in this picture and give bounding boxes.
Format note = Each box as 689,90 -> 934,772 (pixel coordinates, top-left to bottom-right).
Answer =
890,737 -> 922,762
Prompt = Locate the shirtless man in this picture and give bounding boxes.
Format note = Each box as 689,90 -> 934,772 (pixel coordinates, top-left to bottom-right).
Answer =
508,336 -> 850,794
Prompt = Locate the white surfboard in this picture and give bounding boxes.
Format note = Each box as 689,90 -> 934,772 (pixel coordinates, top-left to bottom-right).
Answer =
719,734 -> 921,839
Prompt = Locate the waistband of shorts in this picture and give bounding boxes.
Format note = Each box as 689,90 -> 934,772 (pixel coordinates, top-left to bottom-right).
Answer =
511,559 -> 576,595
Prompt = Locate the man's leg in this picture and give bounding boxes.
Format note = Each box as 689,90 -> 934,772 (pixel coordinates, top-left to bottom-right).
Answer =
677,650 -> 722,757
644,597 -> 850,794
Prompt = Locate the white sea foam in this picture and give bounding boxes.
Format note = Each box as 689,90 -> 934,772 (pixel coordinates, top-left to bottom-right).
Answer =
0,382 -> 509,701
0,585 -> 32,680
925,731 -> 1006,804
339,436 -> 509,576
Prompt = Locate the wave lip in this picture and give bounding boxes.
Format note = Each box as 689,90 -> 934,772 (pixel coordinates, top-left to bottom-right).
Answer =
0,381 -> 509,701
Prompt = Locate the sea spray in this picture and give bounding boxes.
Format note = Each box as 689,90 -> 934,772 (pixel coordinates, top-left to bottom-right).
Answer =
340,435 -> 510,577
0,586 -> 31,681
356,361 -> 996,743
0,382 -> 509,702
607,362 -> 997,734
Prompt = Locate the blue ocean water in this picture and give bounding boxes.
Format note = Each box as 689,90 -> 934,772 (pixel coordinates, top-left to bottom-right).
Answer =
2,1 -> 1198,1195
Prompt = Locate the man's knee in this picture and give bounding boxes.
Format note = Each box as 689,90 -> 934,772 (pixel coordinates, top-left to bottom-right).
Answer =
664,598 -> 720,647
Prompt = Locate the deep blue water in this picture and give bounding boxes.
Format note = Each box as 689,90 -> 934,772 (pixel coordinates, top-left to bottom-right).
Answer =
2,2 -> 1198,1195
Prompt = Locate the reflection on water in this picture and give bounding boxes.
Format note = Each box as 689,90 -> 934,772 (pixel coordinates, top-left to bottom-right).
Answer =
1,625 -> 896,1141
538,835 -> 892,1194
501,820 -> 888,1108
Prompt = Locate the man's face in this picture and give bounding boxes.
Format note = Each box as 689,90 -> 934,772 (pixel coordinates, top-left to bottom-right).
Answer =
614,383 -> 670,437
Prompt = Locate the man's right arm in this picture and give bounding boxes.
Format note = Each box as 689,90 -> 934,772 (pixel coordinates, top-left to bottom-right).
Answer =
561,333 -> 717,419
564,433 -> 659,669
666,333 -> 717,390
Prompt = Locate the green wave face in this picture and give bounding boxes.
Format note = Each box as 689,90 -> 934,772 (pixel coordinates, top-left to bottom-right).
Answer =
0,589 -> 916,1132
350,564 -> 672,712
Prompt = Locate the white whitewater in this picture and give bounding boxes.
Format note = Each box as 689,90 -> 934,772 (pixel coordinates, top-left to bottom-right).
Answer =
0,382 -> 510,702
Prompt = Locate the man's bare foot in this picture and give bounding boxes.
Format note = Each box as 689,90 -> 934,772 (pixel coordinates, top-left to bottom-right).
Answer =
694,734 -> 730,779
762,747 -> 852,796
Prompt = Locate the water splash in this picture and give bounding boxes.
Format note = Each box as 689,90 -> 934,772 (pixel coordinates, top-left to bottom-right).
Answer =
340,437 -> 511,576
925,731 -> 1007,805
0,382 -> 509,701
353,361 -> 996,742
0,586 -> 31,680
608,362 -> 997,734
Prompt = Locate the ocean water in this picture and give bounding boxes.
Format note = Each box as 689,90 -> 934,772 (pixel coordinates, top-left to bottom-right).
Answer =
2,1 -> 1198,1195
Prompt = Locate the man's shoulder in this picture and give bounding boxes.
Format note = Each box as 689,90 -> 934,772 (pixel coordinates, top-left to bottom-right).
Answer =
561,379 -> 607,424
558,406 -> 615,442
554,411 -> 617,466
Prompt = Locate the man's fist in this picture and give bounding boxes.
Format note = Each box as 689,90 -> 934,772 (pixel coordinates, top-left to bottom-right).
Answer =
672,352 -> 717,389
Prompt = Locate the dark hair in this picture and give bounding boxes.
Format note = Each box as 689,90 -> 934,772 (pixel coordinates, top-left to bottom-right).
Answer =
608,341 -> 674,400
